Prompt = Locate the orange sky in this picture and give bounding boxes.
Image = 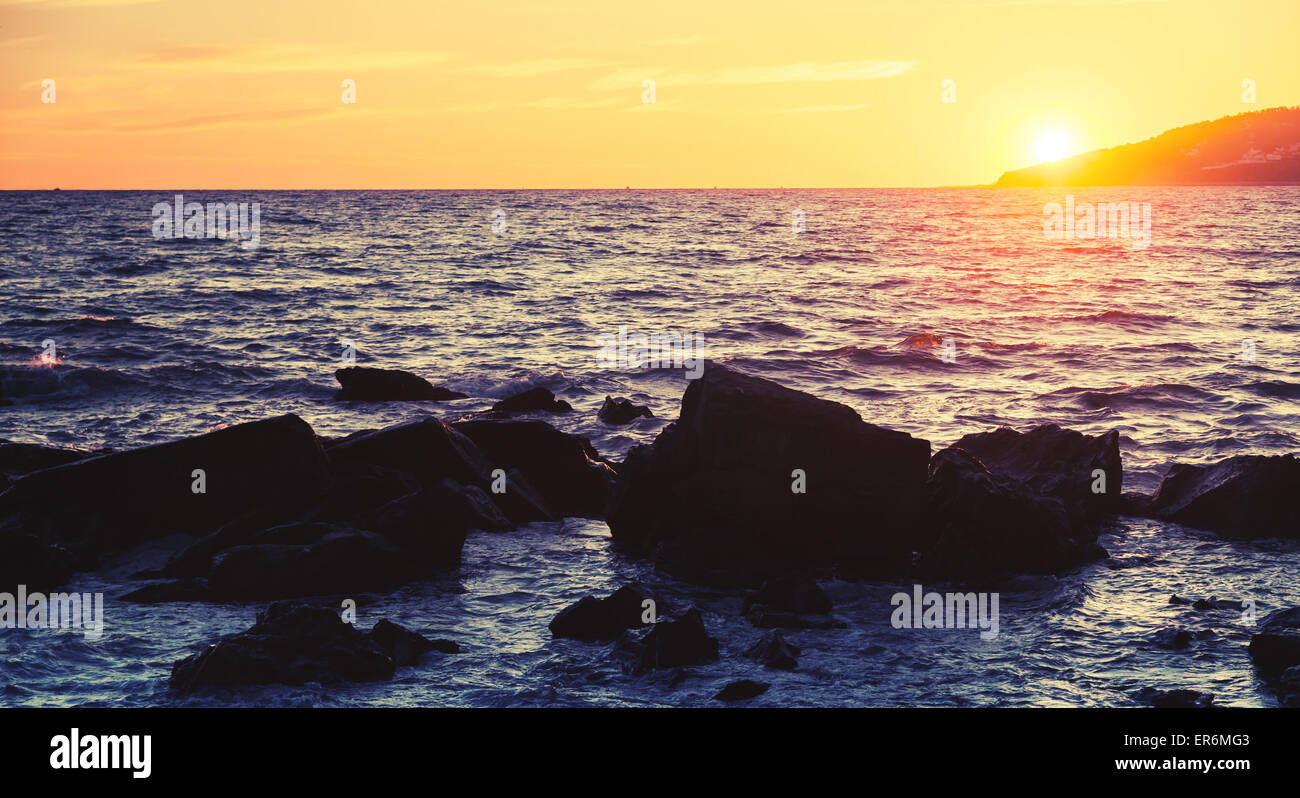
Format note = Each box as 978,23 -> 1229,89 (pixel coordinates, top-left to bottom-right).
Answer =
1,0 -> 1297,188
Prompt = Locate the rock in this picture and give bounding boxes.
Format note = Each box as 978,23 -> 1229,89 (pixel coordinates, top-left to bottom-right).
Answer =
160,506 -> 308,579
491,387 -> 572,414
744,630 -> 800,670
714,680 -> 770,701
334,367 -> 467,402
743,575 -> 832,615
1104,555 -> 1154,570
119,578 -> 210,603
917,447 -> 1106,579
608,363 -> 930,584
549,585 -> 652,641
355,482 -> 501,565
453,420 -> 616,519
0,414 -> 329,552
308,462 -> 422,524
0,441 -> 84,493
169,602 -> 396,692
0,532 -> 73,592
1149,454 -> 1300,538
1119,492 -> 1153,516
950,424 -> 1123,520
1152,626 -> 1194,649
1136,688 -> 1214,708
598,396 -> 653,425
1169,594 -> 1192,605
208,528 -> 414,601
326,418 -> 492,489
613,608 -> 719,672
1249,607 -> 1300,677
368,619 -> 457,666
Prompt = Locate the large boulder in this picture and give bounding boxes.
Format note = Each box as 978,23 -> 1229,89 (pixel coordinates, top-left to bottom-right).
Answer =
207,528 -> 415,601
355,482 -> 504,565
549,585 -> 652,641
916,448 -> 1106,578
334,367 -> 467,402
607,363 -> 930,584
1249,607 -> 1300,677
326,418 -> 490,488
169,602 -> 395,692
453,420 -> 616,519
1149,454 -> 1300,538
948,424 -> 1122,520
0,414 -> 329,553
0,441 -> 85,493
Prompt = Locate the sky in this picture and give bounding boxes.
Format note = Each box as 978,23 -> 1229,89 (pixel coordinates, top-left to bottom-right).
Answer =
1,0 -> 1297,189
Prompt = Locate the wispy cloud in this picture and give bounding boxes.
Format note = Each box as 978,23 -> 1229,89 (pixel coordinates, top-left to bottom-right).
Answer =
452,58 -> 608,78
593,60 -> 914,90
129,45 -> 453,73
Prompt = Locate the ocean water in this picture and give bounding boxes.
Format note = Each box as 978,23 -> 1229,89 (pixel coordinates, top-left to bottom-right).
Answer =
1,187 -> 1298,707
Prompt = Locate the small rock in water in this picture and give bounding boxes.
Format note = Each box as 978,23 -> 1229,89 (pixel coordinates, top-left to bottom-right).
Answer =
597,396 -> 653,425
714,679 -> 770,702
368,618 -> 457,666
334,367 -> 467,402
1249,607 -> 1300,677
549,584 -> 653,641
1136,688 -> 1214,708
491,387 -> 572,414
613,608 -> 719,672
744,629 -> 800,670
1152,626 -> 1194,649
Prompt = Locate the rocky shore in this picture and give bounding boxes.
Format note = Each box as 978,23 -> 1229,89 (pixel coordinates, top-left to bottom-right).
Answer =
1,363 -> 1296,701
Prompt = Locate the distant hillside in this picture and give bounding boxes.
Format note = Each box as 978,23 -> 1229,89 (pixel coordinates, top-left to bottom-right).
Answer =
995,107 -> 1300,187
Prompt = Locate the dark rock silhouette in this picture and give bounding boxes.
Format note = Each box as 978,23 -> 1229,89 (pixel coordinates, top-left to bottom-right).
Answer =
334,367 -> 467,402
327,418 -> 490,488
714,679 -> 770,701
745,630 -> 800,670
491,386 -> 572,414
1149,454 -> 1300,538
742,575 -> 838,629
354,482 -> 500,563
169,602 -> 395,692
598,396 -> 653,425
0,532 -> 73,593
1152,626 -> 1194,650
0,441 -> 84,493
549,585 -> 652,641
917,447 -> 1107,579
208,528 -> 413,601
1249,607 -> 1300,677
948,423 -> 1122,520
608,363 -> 930,584
119,578 -> 210,603
0,414 -> 330,559
368,618 -> 457,665
453,420 -> 616,519
613,608 -> 719,671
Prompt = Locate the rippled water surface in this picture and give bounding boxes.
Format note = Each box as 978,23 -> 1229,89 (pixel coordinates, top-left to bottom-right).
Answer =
1,188 -> 1298,706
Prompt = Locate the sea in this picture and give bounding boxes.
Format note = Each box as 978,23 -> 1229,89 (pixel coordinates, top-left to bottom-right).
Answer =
1,187 -> 1298,706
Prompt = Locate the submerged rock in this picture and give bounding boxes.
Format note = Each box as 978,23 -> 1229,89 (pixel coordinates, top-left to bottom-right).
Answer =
1249,607 -> 1300,677
169,602 -> 395,692
334,367 -> 467,402
608,363 -> 930,584
714,679 -> 770,701
917,447 -> 1107,579
613,608 -> 719,672
1149,454 -> 1300,538
453,420 -> 616,519
1152,626 -> 1195,650
742,575 -> 839,629
744,630 -> 800,670
1135,688 -> 1214,708
491,387 -> 572,414
549,585 -> 652,641
598,396 -> 653,425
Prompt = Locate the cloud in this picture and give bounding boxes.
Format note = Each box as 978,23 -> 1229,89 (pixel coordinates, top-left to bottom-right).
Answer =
593,60 -> 914,90
129,45 -> 453,73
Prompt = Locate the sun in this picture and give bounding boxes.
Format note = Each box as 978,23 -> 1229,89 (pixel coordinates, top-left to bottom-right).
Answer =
1034,129 -> 1074,163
